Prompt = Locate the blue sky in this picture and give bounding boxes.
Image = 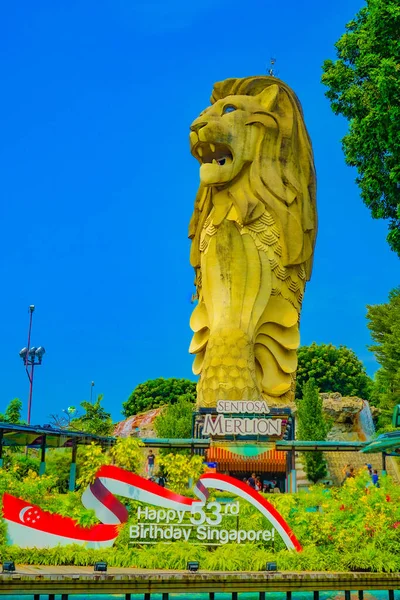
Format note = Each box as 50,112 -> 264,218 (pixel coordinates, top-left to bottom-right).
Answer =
0,0 -> 398,425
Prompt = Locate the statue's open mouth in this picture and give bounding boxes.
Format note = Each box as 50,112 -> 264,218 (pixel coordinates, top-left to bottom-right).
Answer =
194,142 -> 233,166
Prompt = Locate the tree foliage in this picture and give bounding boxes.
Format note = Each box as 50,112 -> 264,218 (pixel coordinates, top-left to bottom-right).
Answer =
110,437 -> 144,473
296,342 -> 372,400
296,380 -> 330,483
122,378 -> 197,417
0,398 -> 23,424
154,395 -> 194,440
157,453 -> 204,493
367,287 -> 400,430
71,394 -> 113,436
321,0 -> 400,255
76,443 -> 110,488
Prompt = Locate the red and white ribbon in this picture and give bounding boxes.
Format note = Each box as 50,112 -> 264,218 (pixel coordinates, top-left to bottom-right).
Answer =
3,466 -> 301,551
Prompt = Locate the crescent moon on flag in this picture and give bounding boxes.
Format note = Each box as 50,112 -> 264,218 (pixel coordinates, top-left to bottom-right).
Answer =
19,506 -> 33,523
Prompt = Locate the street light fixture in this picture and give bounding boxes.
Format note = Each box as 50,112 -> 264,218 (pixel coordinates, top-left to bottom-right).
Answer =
19,306 -> 46,425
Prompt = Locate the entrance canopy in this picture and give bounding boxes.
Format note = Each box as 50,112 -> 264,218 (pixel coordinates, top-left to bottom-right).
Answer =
206,446 -> 286,473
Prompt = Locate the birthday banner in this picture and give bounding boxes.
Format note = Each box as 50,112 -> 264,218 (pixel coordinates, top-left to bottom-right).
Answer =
2,467 -> 301,551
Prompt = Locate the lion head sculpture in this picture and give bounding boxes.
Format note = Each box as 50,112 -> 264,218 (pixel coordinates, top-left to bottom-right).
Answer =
189,76 -> 317,280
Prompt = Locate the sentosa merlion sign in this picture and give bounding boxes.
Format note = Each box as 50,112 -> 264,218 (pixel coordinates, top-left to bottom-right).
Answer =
203,400 -> 281,437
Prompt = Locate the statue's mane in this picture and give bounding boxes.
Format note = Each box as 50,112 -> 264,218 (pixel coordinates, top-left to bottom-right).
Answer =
190,76 -> 317,280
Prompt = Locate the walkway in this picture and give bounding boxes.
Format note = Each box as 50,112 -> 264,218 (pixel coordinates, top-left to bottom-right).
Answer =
0,566 -> 400,596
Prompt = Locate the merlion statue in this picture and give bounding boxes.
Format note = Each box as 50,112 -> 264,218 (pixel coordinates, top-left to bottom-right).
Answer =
188,76 -> 317,408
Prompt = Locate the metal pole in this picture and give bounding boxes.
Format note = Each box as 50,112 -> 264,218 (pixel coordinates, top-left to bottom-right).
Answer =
382,452 -> 387,475
39,434 -> 46,476
27,362 -> 35,426
90,381 -> 95,403
69,438 -> 78,492
291,449 -> 297,493
26,307 -> 34,425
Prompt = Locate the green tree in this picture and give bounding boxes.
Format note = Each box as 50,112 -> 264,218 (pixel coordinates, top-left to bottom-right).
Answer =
76,443 -> 110,488
157,453 -> 204,493
110,437 -> 144,472
122,378 -> 197,417
321,0 -> 400,255
296,380 -> 330,483
367,287 -> 400,430
71,394 -> 113,436
296,343 -> 372,400
154,395 -> 194,440
0,398 -> 23,423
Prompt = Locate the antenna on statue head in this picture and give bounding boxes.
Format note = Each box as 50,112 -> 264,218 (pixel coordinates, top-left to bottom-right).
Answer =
267,57 -> 277,77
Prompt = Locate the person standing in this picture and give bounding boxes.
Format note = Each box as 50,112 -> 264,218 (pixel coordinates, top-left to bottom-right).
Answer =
372,469 -> 380,487
147,450 -> 155,478
247,473 -> 256,489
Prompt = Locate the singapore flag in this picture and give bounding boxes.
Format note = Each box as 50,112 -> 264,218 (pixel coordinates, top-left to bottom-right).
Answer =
2,493 -> 119,549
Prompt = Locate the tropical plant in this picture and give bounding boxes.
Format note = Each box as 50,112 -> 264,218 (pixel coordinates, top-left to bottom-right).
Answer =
154,395 -> 194,440
367,287 -> 400,431
45,449 -> 73,493
321,0 -> 400,255
76,443 -> 110,488
296,342 -> 372,400
0,466 -> 399,571
122,378 -> 197,417
296,380 -> 330,483
157,453 -> 204,493
0,398 -> 23,423
71,394 -> 113,436
110,437 -> 144,472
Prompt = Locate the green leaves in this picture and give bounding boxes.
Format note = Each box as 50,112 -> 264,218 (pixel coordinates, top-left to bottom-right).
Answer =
157,453 -> 204,494
296,380 -> 329,483
1,465 -> 400,571
154,395 -> 194,440
296,343 -> 372,400
122,378 -> 197,417
367,287 -> 400,431
70,394 -> 113,436
322,0 -> 400,255
0,398 -> 23,424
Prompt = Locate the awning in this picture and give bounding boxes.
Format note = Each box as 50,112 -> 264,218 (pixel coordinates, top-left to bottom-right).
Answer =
206,447 -> 287,473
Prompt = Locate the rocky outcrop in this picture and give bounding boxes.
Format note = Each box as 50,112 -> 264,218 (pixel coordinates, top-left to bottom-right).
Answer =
321,393 -> 373,442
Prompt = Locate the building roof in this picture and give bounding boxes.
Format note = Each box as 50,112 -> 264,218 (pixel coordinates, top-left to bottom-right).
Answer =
0,422 -> 114,448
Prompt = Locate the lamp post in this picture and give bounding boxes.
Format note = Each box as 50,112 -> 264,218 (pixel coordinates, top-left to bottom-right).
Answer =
19,305 -> 45,425
90,381 -> 95,403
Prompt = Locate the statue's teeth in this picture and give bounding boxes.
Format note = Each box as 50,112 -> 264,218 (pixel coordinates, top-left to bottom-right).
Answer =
210,143 -> 215,152
198,147 -> 203,157
212,159 -> 217,164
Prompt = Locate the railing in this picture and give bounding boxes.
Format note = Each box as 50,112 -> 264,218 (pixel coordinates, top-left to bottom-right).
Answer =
1,568 -> 399,597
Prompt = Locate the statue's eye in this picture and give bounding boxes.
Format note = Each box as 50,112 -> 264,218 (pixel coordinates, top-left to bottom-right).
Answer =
222,105 -> 237,114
